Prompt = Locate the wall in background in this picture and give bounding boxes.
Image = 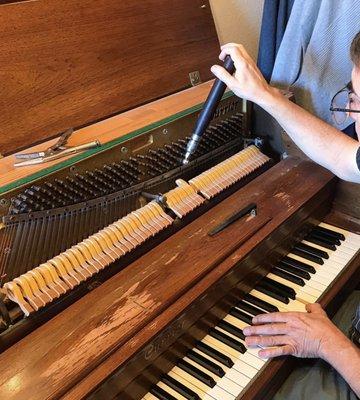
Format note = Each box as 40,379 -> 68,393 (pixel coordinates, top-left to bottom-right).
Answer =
209,0 -> 264,60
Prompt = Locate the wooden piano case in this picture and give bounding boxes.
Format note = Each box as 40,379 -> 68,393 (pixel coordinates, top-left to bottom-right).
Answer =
0,1 -> 359,400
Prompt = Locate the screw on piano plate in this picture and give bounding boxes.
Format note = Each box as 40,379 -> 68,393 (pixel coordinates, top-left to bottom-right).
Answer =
0,198 -> 9,208
69,165 -> 77,173
162,128 -> 168,135
121,146 -> 128,154
87,281 -> 101,291
200,4 -> 207,8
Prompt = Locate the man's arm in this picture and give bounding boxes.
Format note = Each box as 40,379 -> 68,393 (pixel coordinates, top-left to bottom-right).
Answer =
211,43 -> 360,183
243,303 -> 360,397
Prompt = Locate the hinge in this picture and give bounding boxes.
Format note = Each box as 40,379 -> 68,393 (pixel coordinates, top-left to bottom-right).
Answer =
189,71 -> 202,86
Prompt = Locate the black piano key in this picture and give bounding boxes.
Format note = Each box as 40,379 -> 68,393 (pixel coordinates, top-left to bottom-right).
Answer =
290,248 -> 324,265
312,225 -> 345,241
256,282 -> 290,304
244,293 -> 279,313
263,277 -> 296,299
162,375 -> 200,400
217,320 -> 245,341
273,267 -> 307,285
258,279 -> 293,302
209,328 -> 246,354
177,359 -> 216,388
305,234 -> 337,251
309,229 -> 341,246
187,349 -> 225,378
150,385 -> 177,400
229,307 -> 253,325
236,300 -> 265,316
275,263 -> 310,281
280,257 -> 316,274
308,230 -> 341,246
195,342 -> 234,368
294,242 -> 329,260
177,360 -> 216,388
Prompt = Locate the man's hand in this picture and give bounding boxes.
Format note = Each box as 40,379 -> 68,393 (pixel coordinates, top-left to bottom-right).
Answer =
211,43 -> 275,104
243,303 -> 346,360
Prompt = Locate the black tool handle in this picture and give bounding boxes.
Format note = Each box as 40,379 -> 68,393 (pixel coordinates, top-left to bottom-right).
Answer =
194,56 -> 235,136
183,56 -> 235,164
208,203 -> 257,236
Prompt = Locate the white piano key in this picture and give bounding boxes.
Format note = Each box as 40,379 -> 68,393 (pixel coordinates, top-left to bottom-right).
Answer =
266,272 -> 320,301
298,252 -> 346,277
202,336 -> 244,362
197,338 -> 259,379
214,326 -> 263,362
143,393 -> 159,400
249,289 -> 306,312
287,254 -> 339,282
223,315 -> 250,331
168,370 -> 216,400
202,336 -> 265,370
156,382 -> 188,400
183,356 -> 244,396
319,223 -> 360,245
338,241 -> 360,253
302,239 -> 355,261
267,270 -> 324,297
171,367 -> 235,400
191,348 -> 252,387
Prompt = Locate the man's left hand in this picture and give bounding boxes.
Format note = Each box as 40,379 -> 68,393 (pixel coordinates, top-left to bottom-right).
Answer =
243,303 -> 345,359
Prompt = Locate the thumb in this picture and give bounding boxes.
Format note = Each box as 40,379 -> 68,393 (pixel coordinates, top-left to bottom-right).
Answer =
306,303 -> 325,314
211,65 -> 237,89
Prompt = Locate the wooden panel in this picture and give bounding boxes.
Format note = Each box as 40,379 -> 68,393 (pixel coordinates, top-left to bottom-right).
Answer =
0,159 -> 335,400
0,81 -> 215,191
333,181 -> 360,219
0,0 -> 219,155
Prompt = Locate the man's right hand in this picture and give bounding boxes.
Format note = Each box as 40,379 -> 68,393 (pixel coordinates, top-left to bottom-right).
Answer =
211,43 -> 276,105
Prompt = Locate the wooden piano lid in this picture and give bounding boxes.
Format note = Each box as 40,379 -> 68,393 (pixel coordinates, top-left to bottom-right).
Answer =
0,0 -> 219,156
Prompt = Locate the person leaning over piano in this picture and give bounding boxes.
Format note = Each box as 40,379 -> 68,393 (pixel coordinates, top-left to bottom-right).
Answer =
211,32 -> 360,399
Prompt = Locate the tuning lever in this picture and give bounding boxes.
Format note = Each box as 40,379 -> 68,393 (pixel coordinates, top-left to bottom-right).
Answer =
183,55 -> 235,164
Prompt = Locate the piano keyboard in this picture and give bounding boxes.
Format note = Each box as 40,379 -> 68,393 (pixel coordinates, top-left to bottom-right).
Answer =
142,223 -> 360,400
3,146 -> 269,316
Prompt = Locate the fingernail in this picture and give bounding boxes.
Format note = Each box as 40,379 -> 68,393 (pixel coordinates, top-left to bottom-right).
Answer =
258,351 -> 269,359
243,327 -> 250,335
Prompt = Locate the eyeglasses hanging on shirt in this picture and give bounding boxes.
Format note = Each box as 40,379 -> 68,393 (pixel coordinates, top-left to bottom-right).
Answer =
330,81 -> 360,125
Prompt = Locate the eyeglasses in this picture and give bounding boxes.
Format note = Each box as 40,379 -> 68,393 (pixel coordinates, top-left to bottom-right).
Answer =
330,81 -> 360,125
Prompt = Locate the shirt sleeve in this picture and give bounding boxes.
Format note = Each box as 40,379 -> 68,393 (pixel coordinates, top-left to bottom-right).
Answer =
350,304 -> 360,348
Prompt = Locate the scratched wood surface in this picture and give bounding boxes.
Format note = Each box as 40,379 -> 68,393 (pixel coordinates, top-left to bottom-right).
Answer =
0,158 -> 335,400
0,0 -> 219,155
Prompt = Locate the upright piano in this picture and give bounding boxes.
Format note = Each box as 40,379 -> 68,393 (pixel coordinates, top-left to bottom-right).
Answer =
0,1 -> 359,399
